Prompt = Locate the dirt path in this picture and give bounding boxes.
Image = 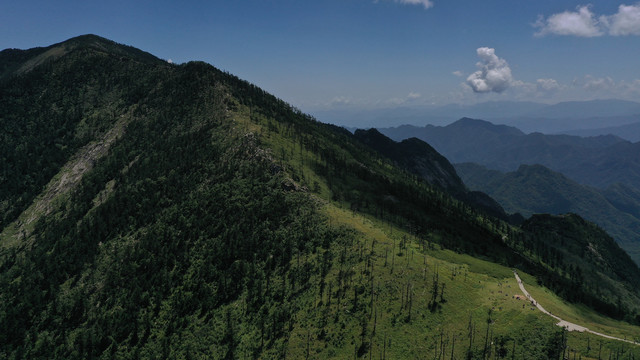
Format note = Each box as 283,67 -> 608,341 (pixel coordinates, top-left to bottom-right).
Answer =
513,270 -> 639,346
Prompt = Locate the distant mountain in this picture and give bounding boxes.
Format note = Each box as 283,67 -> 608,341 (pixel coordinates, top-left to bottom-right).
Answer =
422,101 -> 547,120
353,128 -> 466,193
455,163 -> 640,264
313,101 -> 544,129
560,120 -> 640,142
523,99 -> 640,119
353,128 -> 509,220
505,115 -> 640,134
313,99 -> 640,133
312,106 -> 451,129
603,183 -> 640,220
379,118 -> 640,189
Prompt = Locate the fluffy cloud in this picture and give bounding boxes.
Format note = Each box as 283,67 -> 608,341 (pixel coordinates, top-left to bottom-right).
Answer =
393,0 -> 434,9
604,3 -> 640,35
535,3 -> 640,37
385,92 -> 422,106
570,75 -> 640,99
509,78 -> 562,98
536,78 -> 561,92
577,75 -> 616,91
329,96 -> 352,107
466,47 -> 513,93
534,5 -> 602,37
452,70 -> 464,77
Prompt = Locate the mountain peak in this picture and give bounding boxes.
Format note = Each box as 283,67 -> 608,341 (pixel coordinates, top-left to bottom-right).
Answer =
448,117 -> 489,127
57,34 -> 162,64
62,33 -> 110,44
446,117 -> 525,136
0,34 -> 163,79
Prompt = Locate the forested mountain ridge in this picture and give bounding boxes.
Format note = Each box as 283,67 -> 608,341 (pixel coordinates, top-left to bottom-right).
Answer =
353,128 -> 466,194
1,35 -> 640,359
455,163 -> 640,264
0,34 -> 171,234
353,128 -> 509,221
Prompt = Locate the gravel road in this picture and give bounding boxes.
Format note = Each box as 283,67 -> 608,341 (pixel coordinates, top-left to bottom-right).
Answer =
513,270 -> 639,346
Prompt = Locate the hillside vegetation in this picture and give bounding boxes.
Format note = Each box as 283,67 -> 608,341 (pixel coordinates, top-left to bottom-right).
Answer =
456,162 -> 640,264
1,35 -> 639,359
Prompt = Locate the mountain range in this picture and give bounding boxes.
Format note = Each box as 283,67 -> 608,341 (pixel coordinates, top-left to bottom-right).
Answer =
379,118 -> 640,189
559,121 -> 640,142
2,35 -> 640,359
352,128 -> 513,222
315,99 -> 640,135
380,119 -> 640,264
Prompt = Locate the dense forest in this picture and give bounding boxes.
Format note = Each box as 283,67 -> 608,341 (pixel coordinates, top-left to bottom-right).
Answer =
1,35 -> 639,359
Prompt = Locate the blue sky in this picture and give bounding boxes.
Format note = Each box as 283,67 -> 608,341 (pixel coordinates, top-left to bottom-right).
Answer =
2,0 -> 640,114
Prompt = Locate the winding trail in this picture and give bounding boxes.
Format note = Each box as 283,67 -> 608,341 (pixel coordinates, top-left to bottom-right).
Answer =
513,270 -> 639,346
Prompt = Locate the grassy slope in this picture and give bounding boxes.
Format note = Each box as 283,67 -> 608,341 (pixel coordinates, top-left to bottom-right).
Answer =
286,203 -> 640,359
232,103 -> 640,359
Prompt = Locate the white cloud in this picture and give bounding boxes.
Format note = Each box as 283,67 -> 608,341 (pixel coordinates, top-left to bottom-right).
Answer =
509,79 -> 562,99
603,3 -> 640,35
329,96 -> 352,107
619,79 -> 640,93
536,78 -> 561,92
167,59 -> 173,64
578,75 -> 616,91
393,0 -> 434,9
466,47 -> 513,93
452,70 -> 464,77
386,97 -> 405,105
534,5 -> 603,37
535,3 -> 640,37
384,92 -> 423,106
511,80 -> 536,93
569,75 -> 640,100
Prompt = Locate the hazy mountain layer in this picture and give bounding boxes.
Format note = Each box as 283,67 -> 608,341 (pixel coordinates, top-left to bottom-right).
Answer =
560,120 -> 640,142
314,99 -> 640,132
379,118 -> 639,189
